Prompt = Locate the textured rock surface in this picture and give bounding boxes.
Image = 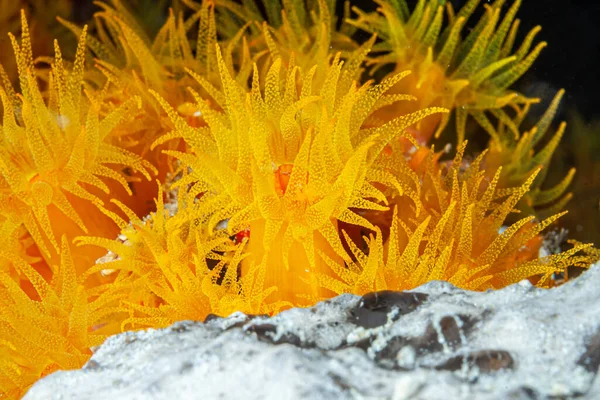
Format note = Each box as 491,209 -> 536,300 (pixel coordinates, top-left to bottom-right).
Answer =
25,264 -> 600,400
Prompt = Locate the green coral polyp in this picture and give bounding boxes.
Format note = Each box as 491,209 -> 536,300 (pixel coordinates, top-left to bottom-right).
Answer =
350,0 -> 546,143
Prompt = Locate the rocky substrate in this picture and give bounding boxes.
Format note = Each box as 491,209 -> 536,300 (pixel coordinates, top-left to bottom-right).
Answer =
25,263 -> 600,400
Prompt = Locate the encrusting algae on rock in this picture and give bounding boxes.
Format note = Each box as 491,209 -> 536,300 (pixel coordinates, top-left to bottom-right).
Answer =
0,1 -> 598,398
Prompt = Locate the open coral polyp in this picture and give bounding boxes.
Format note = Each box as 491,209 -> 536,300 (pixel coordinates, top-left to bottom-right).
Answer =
0,237 -> 127,398
351,0 -> 545,143
0,13 -> 155,266
318,143 -> 591,297
76,182 -> 291,327
155,46 -> 446,304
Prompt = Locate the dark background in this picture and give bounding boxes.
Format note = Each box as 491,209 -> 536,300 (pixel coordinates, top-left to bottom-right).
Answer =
515,0 -> 600,120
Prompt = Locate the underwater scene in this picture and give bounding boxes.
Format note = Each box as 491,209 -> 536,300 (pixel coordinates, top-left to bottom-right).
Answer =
0,0 -> 599,398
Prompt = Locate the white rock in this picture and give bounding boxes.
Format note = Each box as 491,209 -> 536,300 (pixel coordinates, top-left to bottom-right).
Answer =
24,264 -> 600,400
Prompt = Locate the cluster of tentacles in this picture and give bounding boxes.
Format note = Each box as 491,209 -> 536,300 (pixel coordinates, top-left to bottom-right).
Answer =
0,1 -> 597,398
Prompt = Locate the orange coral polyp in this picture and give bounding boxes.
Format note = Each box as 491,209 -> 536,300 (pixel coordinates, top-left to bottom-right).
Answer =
274,163 -> 294,195
153,43 -> 446,304
317,144 -> 590,295
0,13 -> 156,267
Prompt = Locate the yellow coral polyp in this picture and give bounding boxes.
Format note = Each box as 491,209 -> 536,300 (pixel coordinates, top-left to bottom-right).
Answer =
0,236 -> 127,399
75,182 -> 290,327
317,143 -> 591,295
0,13 -> 155,265
0,216 -> 48,302
154,45 -> 446,304
57,0 -> 255,218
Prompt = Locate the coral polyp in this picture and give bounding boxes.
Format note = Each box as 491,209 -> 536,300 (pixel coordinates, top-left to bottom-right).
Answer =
319,143 -> 591,296
76,182 -> 291,328
155,47 -> 446,304
215,0 -> 360,78
0,236 -> 127,399
485,89 -> 575,218
0,13 -> 155,267
58,0 -> 233,217
351,0 -> 545,143
0,1 -> 596,398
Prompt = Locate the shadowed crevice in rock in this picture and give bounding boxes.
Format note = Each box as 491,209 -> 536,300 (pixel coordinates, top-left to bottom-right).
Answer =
373,323 -> 443,367
245,323 -> 305,347
350,291 -> 429,328
577,328 -> 600,374
202,313 -> 222,323
366,314 -> 479,370
506,386 -> 540,400
435,350 -> 515,373
439,315 -> 477,350
170,321 -> 197,333
83,360 -> 102,371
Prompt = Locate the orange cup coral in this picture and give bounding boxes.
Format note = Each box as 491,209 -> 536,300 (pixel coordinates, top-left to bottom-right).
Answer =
0,1 -> 597,398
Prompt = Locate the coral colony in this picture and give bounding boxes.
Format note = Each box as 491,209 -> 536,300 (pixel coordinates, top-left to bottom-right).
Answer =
0,0 -> 597,397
